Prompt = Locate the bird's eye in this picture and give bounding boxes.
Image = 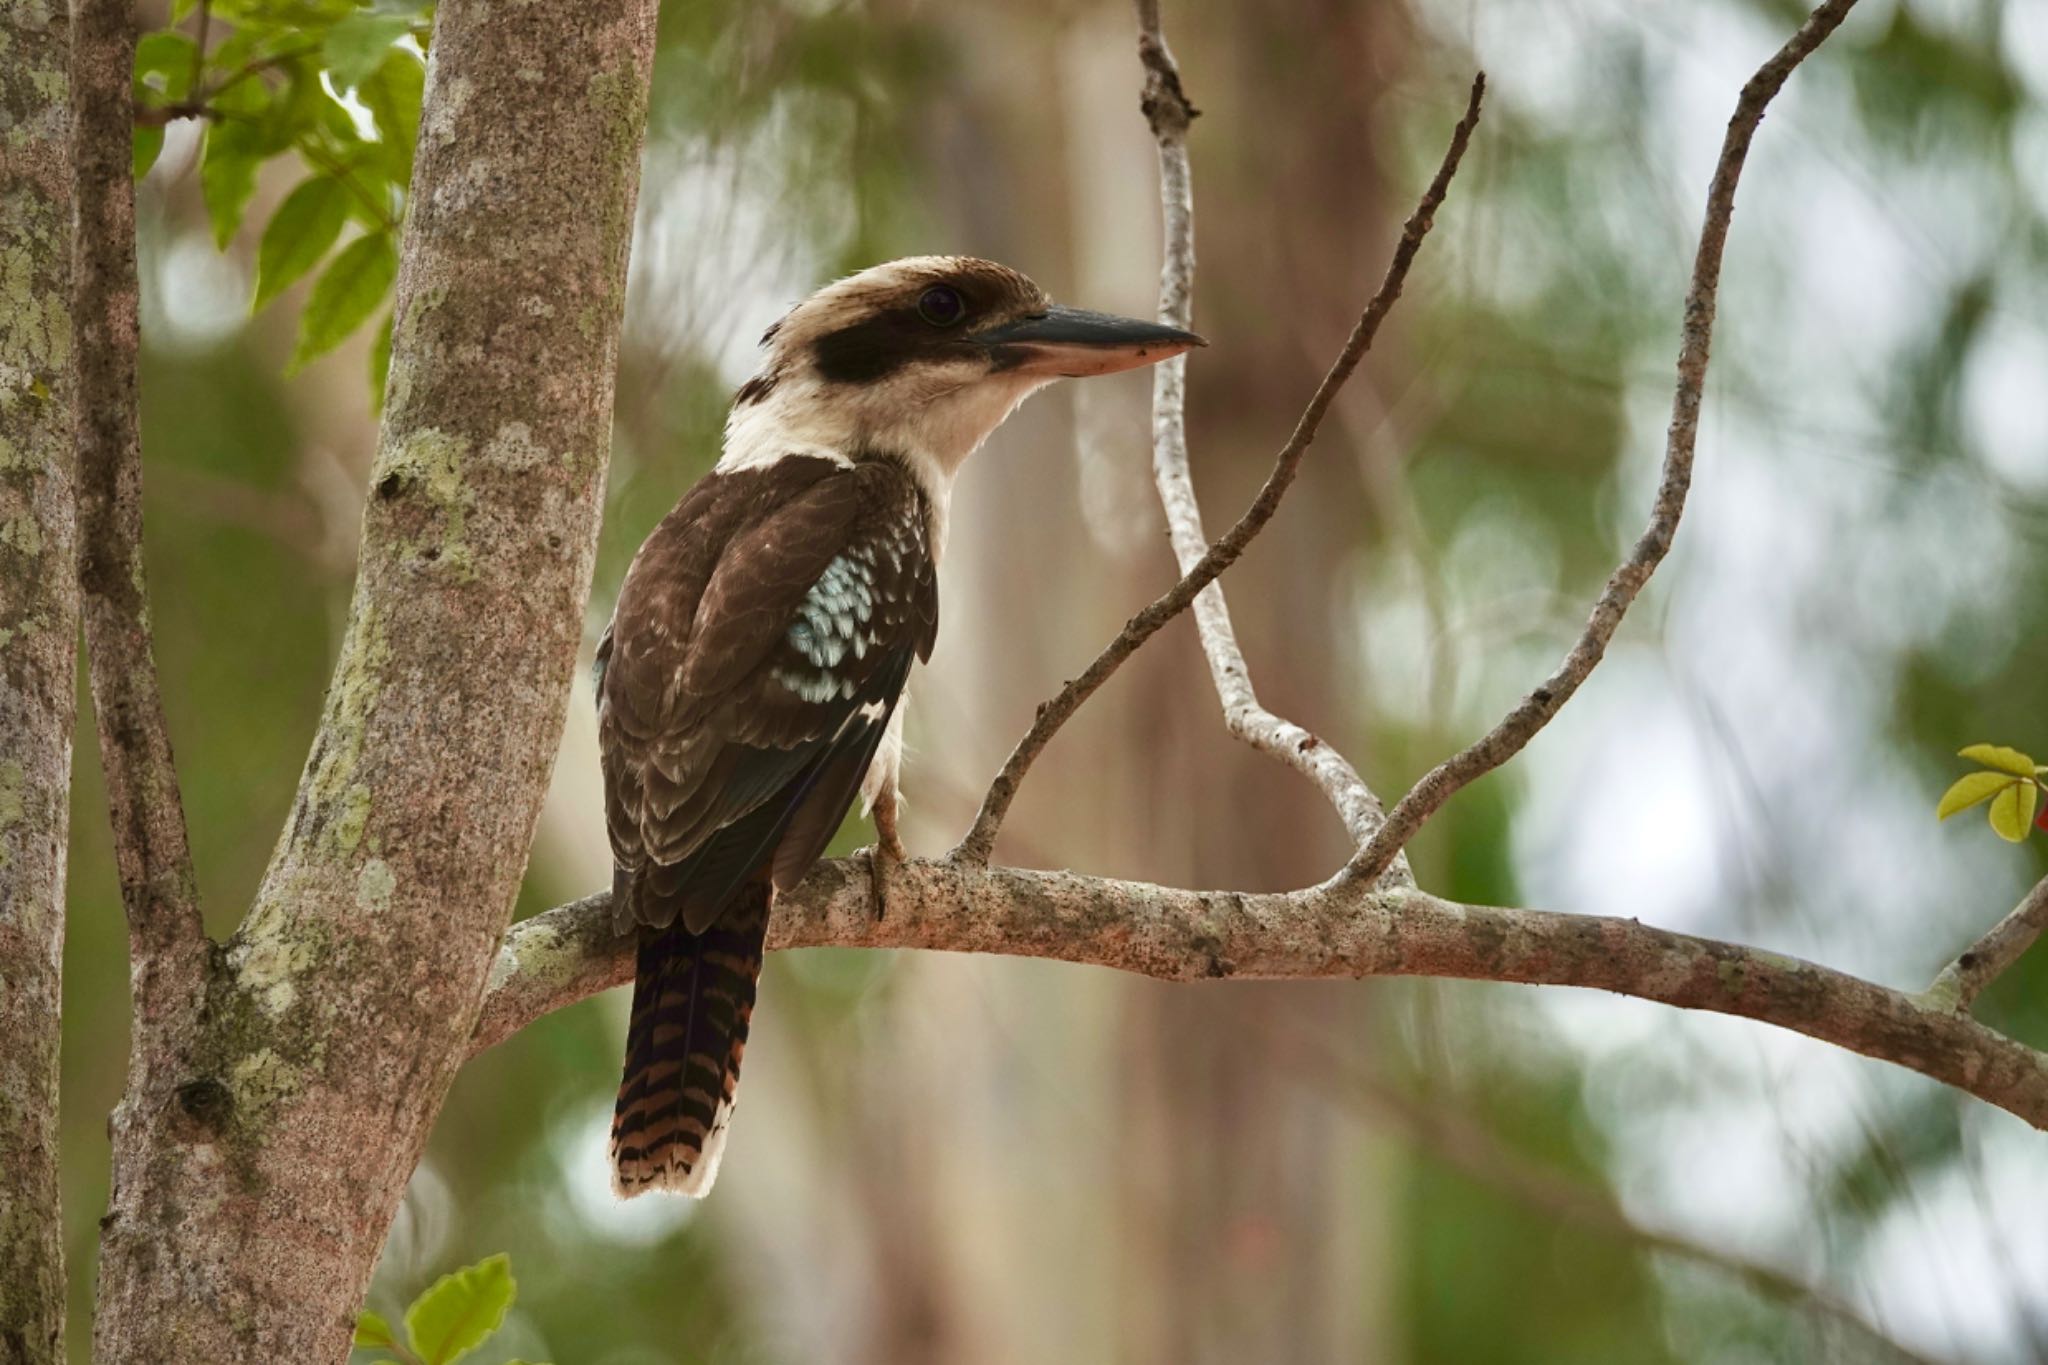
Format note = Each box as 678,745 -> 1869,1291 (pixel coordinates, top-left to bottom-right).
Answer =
916,285 -> 966,327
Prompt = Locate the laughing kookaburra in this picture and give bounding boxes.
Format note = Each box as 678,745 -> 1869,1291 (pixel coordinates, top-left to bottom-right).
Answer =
599,256 -> 1203,1196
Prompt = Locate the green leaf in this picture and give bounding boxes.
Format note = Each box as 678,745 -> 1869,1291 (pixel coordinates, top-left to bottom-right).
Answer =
256,177 -> 351,309
326,11 -> 418,92
133,124 -> 165,179
292,232 -> 398,369
404,1254 -> 516,1365
1989,781 -> 2039,843
368,308 -> 394,412
1937,770 -> 2014,821
1959,743 -> 2037,778
254,60 -> 330,155
134,30 -> 198,102
359,51 -> 424,185
353,1310 -> 400,1350
199,120 -> 263,248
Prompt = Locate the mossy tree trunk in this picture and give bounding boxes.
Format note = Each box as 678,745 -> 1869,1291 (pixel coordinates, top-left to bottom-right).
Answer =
0,3 -> 77,1362
84,0 -> 656,1356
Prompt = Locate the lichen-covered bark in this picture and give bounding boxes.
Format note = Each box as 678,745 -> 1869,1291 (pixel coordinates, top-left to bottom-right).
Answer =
0,0 -> 75,1359
89,0 -> 657,1354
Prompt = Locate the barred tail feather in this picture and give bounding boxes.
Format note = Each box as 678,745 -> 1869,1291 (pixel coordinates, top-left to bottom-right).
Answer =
610,876 -> 771,1198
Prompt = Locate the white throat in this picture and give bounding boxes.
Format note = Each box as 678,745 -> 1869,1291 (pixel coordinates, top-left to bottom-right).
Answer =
718,365 -> 1051,561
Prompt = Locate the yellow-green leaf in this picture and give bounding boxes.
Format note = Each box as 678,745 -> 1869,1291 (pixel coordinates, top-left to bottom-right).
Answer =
1937,771 -> 2015,821
1959,743 -> 2037,778
1988,781 -> 2038,843
405,1254 -> 515,1365
292,232 -> 398,370
353,1310 -> 399,1350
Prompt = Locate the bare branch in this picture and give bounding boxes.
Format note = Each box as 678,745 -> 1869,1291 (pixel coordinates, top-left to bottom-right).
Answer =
1283,1038 -> 1947,1365
71,0 -> 208,1000
474,860 -> 2048,1131
1133,0 -> 1393,851
1347,0 -> 1861,884
1928,874 -> 2048,1011
951,71 -> 1485,866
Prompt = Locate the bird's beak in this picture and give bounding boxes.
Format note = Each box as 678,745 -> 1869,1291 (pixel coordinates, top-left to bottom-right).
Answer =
975,305 -> 1206,379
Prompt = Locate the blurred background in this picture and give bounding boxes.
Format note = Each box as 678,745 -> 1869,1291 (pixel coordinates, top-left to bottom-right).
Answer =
58,0 -> 2048,1358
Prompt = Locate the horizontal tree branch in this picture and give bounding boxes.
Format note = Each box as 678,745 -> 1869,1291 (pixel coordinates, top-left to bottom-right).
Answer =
1347,0 -> 1861,884
473,858 -> 2048,1132
1928,873 -> 2048,1011
948,68 -> 1484,867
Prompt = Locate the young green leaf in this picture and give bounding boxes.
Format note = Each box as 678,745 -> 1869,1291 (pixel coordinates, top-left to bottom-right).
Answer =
359,51 -> 425,185
1958,743 -> 2037,778
133,125 -> 165,180
404,1254 -> 516,1365
326,11 -> 418,92
200,120 -> 265,249
1989,781 -> 2039,843
134,30 -> 198,102
353,1309 -> 400,1350
256,177 -> 352,309
292,232 -> 398,369
1936,770 -> 2015,821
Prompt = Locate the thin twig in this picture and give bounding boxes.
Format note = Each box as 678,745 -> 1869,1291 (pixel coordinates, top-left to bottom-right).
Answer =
1927,874 -> 2048,1011
1277,1033 -> 1947,1365
1347,0 -> 1861,884
73,0 -> 209,998
1134,0 -> 1391,851
950,71 -> 1486,865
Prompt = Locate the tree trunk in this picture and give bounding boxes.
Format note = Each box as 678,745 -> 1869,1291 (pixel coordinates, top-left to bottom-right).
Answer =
87,0 -> 656,1355
0,2 -> 77,1360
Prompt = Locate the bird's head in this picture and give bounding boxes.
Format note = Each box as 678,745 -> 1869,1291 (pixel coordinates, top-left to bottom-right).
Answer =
721,256 -> 1204,493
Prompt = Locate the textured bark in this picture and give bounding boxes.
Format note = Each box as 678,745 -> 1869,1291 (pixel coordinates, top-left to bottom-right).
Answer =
0,1 -> 76,1359
88,0 -> 656,1355
70,0 -> 206,1027
478,859 -> 2048,1131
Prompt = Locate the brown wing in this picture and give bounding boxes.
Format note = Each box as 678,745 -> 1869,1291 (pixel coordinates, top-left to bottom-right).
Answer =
598,455 -> 937,934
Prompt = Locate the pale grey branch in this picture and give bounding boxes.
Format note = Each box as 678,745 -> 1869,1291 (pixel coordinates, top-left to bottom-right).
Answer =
1348,0 -> 1862,884
1135,0 -> 1392,852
